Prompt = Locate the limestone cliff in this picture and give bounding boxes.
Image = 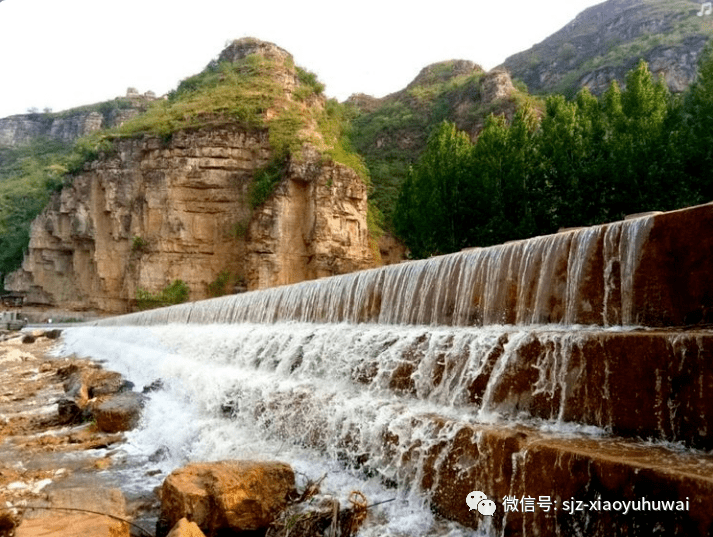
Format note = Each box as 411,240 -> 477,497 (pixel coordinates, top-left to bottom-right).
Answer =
247,146 -> 372,289
4,39 -> 376,313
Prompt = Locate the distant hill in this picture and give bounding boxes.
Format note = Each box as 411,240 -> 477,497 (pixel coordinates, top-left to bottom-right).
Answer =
503,0 -> 711,96
348,61 -> 541,222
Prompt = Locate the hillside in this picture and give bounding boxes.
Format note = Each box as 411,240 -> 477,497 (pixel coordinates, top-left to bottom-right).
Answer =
503,0 -> 711,96
348,61 -> 541,222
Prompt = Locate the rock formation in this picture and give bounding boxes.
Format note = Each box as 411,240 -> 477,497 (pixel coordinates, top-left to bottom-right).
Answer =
4,39 -> 376,313
158,460 -> 295,536
0,89 -> 156,149
247,146 -> 373,288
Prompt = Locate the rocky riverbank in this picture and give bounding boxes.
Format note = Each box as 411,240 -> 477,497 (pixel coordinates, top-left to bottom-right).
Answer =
0,331 -> 372,537
0,329 -> 156,536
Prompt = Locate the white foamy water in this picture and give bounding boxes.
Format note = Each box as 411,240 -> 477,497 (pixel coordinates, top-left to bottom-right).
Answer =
60,323 -> 526,536
95,215 -> 654,329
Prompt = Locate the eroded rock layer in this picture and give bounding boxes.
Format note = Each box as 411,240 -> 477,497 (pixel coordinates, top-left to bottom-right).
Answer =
5,127 -> 374,312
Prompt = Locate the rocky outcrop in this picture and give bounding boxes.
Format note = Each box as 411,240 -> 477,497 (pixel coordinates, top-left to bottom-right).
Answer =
0,89 -> 156,149
5,126 -> 374,312
6,126 -> 269,311
503,0 -> 710,95
158,460 -> 296,536
247,146 -> 374,289
5,38 -> 377,313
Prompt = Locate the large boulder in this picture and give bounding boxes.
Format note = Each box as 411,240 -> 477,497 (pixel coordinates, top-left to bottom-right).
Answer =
158,460 -> 296,536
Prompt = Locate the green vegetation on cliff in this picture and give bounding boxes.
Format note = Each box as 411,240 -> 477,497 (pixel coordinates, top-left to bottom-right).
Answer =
504,0 -> 710,97
0,138 -> 71,281
0,42 -> 373,285
135,279 -> 190,310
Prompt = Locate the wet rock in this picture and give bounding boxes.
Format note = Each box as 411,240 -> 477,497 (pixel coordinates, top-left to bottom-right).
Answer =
56,398 -> 89,425
159,460 -> 296,536
166,518 -> 206,537
21,335 -> 35,345
42,329 -> 62,340
16,487 -> 129,537
142,379 -> 164,393
62,366 -> 127,407
92,392 -> 145,433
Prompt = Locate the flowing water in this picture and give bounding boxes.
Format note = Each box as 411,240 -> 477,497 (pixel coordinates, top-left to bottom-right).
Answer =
57,322 -> 643,536
96,215 -> 653,328
52,212 -> 713,535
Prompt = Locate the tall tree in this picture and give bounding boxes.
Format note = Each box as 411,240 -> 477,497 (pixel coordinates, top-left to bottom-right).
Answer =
393,121 -> 473,258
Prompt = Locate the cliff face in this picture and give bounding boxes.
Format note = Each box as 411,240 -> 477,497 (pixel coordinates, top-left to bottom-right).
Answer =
4,38 -> 377,312
503,0 -> 710,95
247,146 -> 373,289
0,91 -> 155,149
5,128 -> 374,312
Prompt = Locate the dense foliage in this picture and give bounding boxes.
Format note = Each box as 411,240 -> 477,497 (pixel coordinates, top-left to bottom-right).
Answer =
0,133 -> 114,283
394,55 -> 713,258
349,62 -> 542,228
0,138 -> 70,280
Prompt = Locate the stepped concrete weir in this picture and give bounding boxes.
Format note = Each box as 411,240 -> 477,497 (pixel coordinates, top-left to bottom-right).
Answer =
63,203 -> 713,536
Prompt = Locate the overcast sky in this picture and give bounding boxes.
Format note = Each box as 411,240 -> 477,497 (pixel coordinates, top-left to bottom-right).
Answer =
0,0 -> 606,119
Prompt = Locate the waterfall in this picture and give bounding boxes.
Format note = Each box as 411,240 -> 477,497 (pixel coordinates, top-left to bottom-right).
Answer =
95,215 -> 654,329
58,207 -> 713,536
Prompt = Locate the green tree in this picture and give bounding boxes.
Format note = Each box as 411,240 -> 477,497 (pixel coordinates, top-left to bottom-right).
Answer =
682,43 -> 713,203
393,121 -> 473,257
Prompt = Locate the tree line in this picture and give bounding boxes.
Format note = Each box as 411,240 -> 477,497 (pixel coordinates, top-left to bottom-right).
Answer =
393,48 -> 713,259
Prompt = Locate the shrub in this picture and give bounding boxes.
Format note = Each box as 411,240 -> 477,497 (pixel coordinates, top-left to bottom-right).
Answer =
207,270 -> 244,297
131,235 -> 148,252
135,279 -> 189,310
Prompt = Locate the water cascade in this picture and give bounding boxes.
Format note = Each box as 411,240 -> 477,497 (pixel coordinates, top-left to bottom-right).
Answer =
60,203 -> 713,536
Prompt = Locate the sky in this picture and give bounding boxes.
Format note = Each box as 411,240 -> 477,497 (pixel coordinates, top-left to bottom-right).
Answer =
0,0 -> 606,119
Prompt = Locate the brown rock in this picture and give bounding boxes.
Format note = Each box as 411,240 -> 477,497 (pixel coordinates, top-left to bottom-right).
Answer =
166,518 -> 206,537
246,148 -> 374,290
92,392 -> 144,433
16,487 -> 129,537
6,124 -> 375,312
159,460 -> 296,535
63,366 -> 127,407
15,513 -> 129,537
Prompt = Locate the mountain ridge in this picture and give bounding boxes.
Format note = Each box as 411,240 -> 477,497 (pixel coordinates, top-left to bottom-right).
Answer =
502,0 -> 711,95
